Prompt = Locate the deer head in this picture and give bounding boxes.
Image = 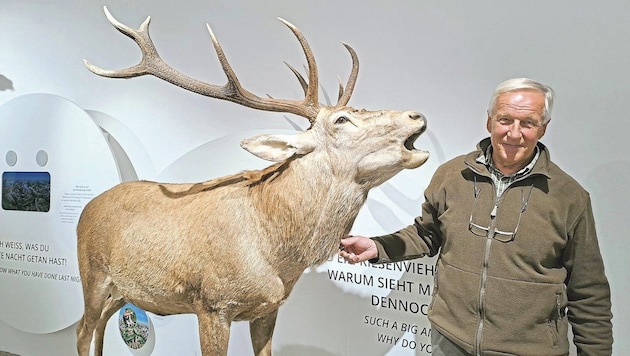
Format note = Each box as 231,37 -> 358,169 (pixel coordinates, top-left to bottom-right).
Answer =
84,6 -> 429,186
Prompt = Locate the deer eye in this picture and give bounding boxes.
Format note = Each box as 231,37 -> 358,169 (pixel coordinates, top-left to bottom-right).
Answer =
334,116 -> 349,124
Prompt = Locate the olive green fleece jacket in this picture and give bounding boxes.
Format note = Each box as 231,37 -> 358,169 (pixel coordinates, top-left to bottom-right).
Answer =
372,139 -> 612,356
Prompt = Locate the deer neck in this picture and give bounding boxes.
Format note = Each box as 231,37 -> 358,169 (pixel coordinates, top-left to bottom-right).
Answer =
283,153 -> 367,218
252,155 -> 368,268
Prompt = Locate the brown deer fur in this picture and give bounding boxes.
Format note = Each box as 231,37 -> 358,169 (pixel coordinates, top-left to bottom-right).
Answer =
76,7 -> 429,356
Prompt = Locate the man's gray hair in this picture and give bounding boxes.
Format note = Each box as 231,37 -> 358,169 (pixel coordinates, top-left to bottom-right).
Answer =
487,78 -> 555,124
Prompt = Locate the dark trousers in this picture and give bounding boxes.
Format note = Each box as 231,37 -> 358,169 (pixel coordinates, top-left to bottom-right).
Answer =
431,329 -> 473,356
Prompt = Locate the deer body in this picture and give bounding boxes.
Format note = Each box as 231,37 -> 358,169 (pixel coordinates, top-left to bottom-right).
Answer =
77,7 -> 429,356
79,156 -> 360,315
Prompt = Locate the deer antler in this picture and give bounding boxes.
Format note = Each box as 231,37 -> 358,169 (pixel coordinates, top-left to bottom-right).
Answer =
84,7 -> 359,122
336,43 -> 358,106
282,43 -> 358,107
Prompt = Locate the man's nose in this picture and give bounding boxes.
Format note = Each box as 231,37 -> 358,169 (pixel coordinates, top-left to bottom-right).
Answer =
507,122 -> 522,138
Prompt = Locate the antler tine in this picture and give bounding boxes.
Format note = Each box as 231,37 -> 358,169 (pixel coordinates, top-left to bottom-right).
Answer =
85,7 -> 323,121
336,42 -> 359,107
83,7 -> 155,78
284,63 -> 336,106
284,61 -> 308,96
336,76 -> 345,104
276,18 -> 320,115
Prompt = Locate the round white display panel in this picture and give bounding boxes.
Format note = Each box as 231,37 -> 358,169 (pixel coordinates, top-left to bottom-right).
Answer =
0,94 -> 121,333
118,303 -> 156,355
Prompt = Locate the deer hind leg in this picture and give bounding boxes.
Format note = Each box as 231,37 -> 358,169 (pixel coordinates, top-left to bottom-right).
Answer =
250,309 -> 279,356
93,291 -> 126,356
196,309 -> 232,356
76,273 -> 117,356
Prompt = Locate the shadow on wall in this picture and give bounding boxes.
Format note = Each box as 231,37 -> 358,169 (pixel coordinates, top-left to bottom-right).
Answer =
583,159 -> 629,343
583,159 -> 630,265
0,75 -> 14,91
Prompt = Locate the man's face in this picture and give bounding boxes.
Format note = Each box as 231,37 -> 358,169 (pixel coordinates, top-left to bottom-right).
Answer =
486,89 -> 548,174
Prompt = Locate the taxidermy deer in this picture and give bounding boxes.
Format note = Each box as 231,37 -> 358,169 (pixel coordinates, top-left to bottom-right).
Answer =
77,6 -> 429,356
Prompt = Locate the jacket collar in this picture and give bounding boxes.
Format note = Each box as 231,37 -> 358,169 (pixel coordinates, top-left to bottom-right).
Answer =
464,137 -> 552,179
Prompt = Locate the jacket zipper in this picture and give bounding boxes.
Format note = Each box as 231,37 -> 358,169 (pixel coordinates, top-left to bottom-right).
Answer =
466,157 -> 542,356
475,202 -> 498,356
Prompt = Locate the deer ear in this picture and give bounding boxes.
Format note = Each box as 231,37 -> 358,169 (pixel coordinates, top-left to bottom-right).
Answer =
240,133 -> 316,162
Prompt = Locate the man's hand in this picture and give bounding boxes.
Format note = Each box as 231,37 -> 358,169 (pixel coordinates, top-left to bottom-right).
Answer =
339,235 -> 378,263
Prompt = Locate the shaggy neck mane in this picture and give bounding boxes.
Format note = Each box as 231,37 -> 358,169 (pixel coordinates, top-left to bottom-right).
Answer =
158,160 -> 291,198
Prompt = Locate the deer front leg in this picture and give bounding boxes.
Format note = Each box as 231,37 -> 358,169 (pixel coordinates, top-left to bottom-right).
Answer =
197,310 -> 231,356
249,309 -> 279,356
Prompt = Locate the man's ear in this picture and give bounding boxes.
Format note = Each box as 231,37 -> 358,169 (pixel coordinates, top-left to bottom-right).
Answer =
538,119 -> 550,139
241,132 -> 316,162
486,115 -> 493,133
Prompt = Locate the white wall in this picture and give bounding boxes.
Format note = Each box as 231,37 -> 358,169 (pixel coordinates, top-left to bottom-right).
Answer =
0,0 -> 627,355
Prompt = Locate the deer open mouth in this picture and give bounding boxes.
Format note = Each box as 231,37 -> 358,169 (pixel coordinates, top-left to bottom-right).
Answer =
404,125 -> 427,151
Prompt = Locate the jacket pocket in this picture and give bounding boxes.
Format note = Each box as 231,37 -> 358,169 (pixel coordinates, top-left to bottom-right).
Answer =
482,278 -> 570,355
547,291 -> 567,347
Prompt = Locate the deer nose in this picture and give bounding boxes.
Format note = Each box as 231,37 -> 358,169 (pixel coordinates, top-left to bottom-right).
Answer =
409,111 -> 427,126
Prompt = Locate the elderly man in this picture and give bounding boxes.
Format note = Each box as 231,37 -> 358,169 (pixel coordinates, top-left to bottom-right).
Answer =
340,78 -> 613,355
